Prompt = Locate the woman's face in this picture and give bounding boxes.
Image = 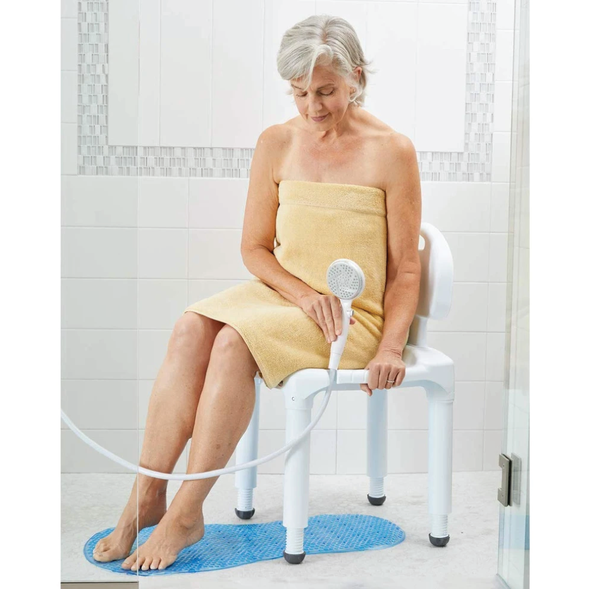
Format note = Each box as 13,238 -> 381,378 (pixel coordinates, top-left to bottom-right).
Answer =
291,65 -> 361,129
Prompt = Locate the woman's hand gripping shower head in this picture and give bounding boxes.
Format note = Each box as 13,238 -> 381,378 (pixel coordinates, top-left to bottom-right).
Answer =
326,259 -> 366,372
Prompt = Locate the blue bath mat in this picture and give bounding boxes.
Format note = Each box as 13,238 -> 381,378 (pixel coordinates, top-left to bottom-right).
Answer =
84,513 -> 405,576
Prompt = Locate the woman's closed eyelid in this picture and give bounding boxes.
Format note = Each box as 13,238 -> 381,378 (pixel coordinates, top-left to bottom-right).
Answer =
295,90 -> 335,97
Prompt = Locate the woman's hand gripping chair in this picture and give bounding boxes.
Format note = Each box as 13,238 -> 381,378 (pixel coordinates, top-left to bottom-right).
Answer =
233,222 -> 455,564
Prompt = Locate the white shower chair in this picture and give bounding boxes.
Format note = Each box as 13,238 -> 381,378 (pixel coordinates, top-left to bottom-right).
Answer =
233,222 -> 455,564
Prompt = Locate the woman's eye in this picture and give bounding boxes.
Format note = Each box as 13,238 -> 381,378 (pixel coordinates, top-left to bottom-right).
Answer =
296,90 -> 335,98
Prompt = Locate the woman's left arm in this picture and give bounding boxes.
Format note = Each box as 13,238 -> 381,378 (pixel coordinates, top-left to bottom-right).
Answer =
361,133 -> 422,395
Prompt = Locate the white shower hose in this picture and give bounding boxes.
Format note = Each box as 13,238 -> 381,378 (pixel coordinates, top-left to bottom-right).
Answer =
60,368 -> 337,481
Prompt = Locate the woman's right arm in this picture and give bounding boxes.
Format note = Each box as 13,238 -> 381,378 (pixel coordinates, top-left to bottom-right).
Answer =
240,126 -> 316,307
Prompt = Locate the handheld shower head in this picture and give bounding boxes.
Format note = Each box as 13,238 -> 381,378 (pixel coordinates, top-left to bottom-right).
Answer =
327,258 -> 365,300
326,259 -> 366,371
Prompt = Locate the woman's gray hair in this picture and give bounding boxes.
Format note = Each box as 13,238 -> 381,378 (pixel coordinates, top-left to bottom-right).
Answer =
277,14 -> 376,107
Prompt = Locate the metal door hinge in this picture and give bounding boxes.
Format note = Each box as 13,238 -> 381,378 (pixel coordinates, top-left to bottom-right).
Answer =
498,453 -> 512,506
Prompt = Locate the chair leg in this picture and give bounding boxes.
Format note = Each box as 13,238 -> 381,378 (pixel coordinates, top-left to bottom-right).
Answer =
282,392 -> 313,564
234,376 -> 261,520
425,384 -> 454,547
367,387 -> 388,505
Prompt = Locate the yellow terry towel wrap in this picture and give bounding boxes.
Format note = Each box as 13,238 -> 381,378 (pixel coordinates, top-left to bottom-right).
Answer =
184,180 -> 410,390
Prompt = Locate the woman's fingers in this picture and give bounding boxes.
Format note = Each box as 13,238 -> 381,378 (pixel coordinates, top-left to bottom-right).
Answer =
329,296 -> 343,336
321,298 -> 336,342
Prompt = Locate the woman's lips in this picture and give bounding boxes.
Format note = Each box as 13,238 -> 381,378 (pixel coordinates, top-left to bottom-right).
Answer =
311,114 -> 328,122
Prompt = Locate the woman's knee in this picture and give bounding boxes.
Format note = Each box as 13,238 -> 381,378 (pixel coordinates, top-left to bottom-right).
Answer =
211,325 -> 259,372
170,311 -> 223,349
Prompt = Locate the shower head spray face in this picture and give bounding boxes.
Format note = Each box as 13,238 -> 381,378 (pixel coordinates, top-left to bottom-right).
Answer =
327,259 -> 365,300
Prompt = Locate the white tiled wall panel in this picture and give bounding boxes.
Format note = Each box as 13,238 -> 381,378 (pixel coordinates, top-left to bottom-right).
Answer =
62,1 -> 516,473
415,2 -> 468,152
365,1 -> 417,140
108,0 -> 140,146
211,0 -> 265,147
160,0 -> 212,147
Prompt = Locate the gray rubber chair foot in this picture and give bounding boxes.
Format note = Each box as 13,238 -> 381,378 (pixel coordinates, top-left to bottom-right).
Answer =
234,507 -> 255,520
429,533 -> 450,547
367,493 -> 386,506
283,550 -> 306,564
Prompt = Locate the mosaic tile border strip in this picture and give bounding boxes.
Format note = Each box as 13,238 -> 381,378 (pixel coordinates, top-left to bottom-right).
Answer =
77,0 -> 497,181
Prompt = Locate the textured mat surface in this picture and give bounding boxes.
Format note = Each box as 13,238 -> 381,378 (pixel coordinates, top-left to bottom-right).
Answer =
84,513 -> 405,576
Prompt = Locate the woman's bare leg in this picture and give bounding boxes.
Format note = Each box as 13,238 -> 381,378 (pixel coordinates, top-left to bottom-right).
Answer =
93,311 -> 225,562
122,324 -> 259,572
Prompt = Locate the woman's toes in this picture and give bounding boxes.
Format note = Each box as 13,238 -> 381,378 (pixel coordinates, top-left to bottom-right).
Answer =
150,558 -> 160,570
121,550 -> 137,569
141,557 -> 152,571
159,557 -> 174,570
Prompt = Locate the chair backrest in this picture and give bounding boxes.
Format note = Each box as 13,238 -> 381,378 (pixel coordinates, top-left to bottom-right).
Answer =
408,222 -> 453,346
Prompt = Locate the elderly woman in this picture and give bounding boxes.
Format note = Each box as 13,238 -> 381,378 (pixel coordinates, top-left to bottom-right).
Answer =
93,14 -> 421,572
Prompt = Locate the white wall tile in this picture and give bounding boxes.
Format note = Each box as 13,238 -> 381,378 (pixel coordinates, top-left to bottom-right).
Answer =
138,229 -> 188,278
139,0 -> 161,146
211,0 -> 265,147
453,430 -> 483,471
488,232 -> 509,281
442,233 -> 490,282
388,430 -> 428,473
487,282 -> 508,332
61,17 -> 77,71
139,178 -> 188,228
262,0 -> 316,129
494,81 -> 513,132
492,131 -> 511,182
485,381 -> 505,430
495,29 -> 515,82
188,229 -> 251,279
486,332 -> 506,381
61,71 -> 77,123
61,228 -> 137,278
61,123 -> 77,175
310,430 -> 337,474
483,430 -> 502,471
62,430 -> 140,473
62,0 -> 78,19
61,380 -> 138,429
496,0 -> 516,31
365,1 -> 417,139
62,176 -> 138,227
336,430 -> 365,474
62,278 -> 137,329
423,182 -> 492,232
188,179 -> 248,228
388,387 -> 428,430
415,2 -> 468,152
138,329 -> 172,380
337,389 -> 366,430
138,280 -> 188,329
108,0 -> 140,145
429,282 -> 488,332
62,329 -> 137,380
427,332 -> 487,381
453,381 -> 485,430
490,182 -> 510,232
160,0 -> 212,146
258,430 -> 287,474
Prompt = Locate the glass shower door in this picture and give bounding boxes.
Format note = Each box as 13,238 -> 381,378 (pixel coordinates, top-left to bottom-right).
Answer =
496,0 -> 530,587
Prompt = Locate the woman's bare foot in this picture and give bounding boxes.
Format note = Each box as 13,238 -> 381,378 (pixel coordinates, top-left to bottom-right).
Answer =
121,508 -> 205,572
93,485 -> 167,563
